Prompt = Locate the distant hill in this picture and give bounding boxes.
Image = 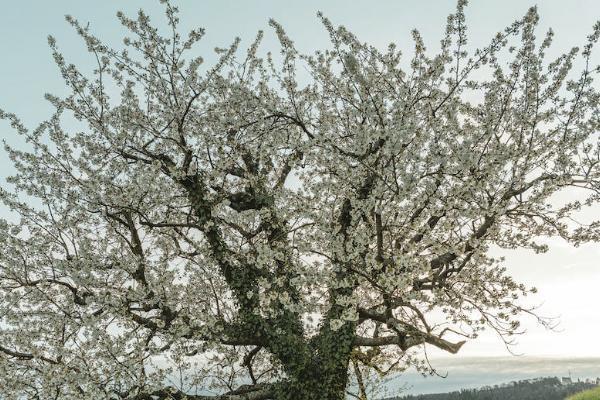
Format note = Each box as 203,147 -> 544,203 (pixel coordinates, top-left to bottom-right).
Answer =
390,377 -> 596,400
380,357 -> 600,396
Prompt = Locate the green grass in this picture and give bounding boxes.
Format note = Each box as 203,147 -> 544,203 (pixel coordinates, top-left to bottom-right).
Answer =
566,387 -> 600,400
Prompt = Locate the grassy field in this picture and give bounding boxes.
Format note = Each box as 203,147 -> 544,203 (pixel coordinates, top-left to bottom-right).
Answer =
566,387 -> 600,400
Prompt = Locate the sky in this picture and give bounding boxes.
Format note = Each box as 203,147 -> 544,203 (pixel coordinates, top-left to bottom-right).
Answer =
0,0 -> 599,363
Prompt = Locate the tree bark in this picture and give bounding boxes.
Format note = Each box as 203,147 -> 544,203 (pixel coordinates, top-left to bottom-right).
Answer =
271,314 -> 356,399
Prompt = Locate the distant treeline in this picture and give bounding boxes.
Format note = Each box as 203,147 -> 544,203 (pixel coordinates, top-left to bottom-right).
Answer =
393,377 -> 596,400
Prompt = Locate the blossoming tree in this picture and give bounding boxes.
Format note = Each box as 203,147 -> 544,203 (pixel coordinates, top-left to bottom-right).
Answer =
1,1 -> 599,399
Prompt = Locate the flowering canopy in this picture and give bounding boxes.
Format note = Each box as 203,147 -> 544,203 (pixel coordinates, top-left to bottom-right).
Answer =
1,1 -> 599,399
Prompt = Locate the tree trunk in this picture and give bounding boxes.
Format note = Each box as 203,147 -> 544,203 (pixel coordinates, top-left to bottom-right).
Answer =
272,320 -> 356,400
274,364 -> 350,400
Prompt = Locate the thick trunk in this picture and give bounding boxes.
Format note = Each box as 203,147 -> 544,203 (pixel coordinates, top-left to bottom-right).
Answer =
274,365 -> 349,400
272,320 -> 356,400
270,350 -> 352,399
275,380 -> 346,400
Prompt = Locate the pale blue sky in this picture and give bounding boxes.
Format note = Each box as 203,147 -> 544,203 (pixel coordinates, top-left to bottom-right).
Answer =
1,1 -> 599,359
1,0 -> 599,125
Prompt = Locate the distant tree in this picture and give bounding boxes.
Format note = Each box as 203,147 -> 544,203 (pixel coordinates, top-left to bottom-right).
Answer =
1,1 -> 599,399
